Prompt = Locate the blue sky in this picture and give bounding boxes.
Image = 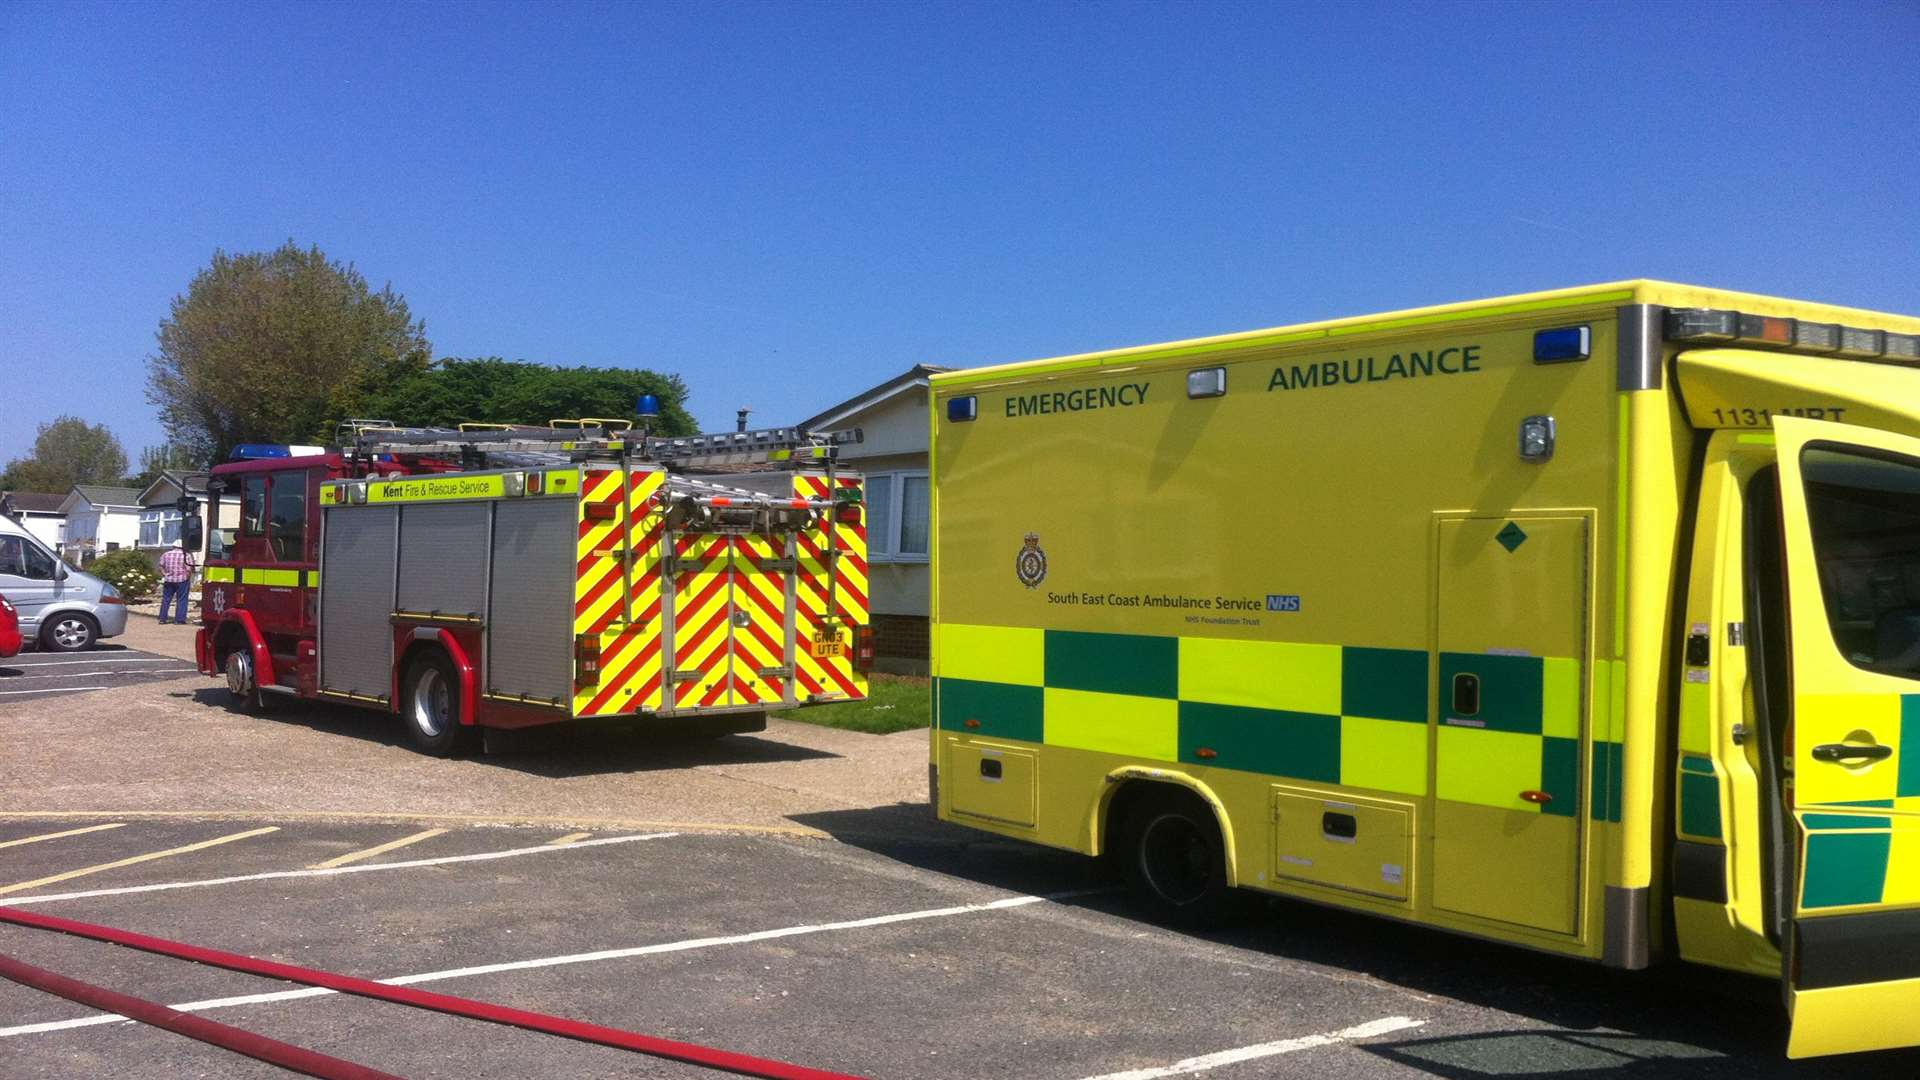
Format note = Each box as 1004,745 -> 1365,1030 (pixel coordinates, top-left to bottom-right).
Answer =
3,0 -> 1917,463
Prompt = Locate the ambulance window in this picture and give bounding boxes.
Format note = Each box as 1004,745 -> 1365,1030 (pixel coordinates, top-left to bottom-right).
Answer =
268,472 -> 308,561
1800,444 -> 1920,679
240,475 -> 268,535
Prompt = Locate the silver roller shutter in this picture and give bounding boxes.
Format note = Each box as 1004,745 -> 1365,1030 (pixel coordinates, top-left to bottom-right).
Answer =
486,498 -> 575,704
397,503 -> 489,617
319,506 -> 398,699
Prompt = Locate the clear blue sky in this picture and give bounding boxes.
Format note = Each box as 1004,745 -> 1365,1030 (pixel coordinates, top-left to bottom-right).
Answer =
3,0 -> 1917,463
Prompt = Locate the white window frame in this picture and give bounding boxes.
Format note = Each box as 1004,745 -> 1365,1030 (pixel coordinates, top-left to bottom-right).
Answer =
862,469 -> 929,564
138,508 -> 183,549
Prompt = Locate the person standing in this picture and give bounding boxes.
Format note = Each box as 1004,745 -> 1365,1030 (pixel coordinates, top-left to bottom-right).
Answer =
158,539 -> 195,625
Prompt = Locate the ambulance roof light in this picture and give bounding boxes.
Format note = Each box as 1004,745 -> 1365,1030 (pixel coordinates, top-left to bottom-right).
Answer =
636,393 -> 660,419
1666,307 -> 1917,364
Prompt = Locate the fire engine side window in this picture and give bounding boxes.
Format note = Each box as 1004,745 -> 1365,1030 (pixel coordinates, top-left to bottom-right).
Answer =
268,472 -> 308,561
1801,443 -> 1920,680
240,475 -> 268,535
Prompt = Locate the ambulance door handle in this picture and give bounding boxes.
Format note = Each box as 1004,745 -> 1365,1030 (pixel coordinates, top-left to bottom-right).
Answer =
1811,743 -> 1891,764
1451,673 -> 1480,716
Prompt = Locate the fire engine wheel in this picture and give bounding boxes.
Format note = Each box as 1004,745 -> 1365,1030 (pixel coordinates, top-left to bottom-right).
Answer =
223,648 -> 272,713
1121,787 -> 1238,929
402,653 -> 478,757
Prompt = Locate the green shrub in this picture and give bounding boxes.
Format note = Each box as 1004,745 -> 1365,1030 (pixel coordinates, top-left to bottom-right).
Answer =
89,549 -> 161,603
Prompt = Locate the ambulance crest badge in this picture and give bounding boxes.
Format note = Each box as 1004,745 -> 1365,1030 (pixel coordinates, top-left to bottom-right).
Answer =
1016,533 -> 1048,589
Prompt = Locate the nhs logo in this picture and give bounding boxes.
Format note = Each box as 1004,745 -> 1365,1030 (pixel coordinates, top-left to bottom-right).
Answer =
1266,594 -> 1301,613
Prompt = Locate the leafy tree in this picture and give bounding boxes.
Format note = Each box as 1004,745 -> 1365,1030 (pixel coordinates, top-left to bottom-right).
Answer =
126,444 -> 203,490
0,416 -> 128,493
362,357 -> 699,436
146,242 -> 431,461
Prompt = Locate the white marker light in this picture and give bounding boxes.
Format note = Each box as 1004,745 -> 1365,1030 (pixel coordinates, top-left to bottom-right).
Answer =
1519,415 -> 1556,462
1187,367 -> 1227,399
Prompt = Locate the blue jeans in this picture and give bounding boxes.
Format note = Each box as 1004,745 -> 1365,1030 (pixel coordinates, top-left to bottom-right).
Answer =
160,580 -> 190,623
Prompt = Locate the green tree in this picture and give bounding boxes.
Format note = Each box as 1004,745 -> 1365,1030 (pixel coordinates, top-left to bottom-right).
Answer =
0,416 -> 128,492
145,242 -> 431,461
362,357 -> 698,436
126,443 -> 202,490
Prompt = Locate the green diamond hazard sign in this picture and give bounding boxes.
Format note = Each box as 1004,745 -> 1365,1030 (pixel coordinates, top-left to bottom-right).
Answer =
1496,521 -> 1528,553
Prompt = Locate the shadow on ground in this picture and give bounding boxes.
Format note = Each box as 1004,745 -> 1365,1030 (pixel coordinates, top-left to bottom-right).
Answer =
183,687 -> 839,775
791,803 -> 1916,1079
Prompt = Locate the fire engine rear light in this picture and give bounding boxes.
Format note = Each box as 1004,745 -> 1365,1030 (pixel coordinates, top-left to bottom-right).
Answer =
1666,309 -> 1738,342
583,500 -> 617,521
1735,314 -> 1795,347
1186,367 -> 1227,398
853,625 -> 875,673
1836,327 -> 1885,358
348,482 -> 368,505
947,396 -> 977,423
502,472 -> 526,497
526,471 -> 544,495
1533,326 -> 1590,364
574,634 -> 601,682
835,502 -> 863,524
1792,321 -> 1840,353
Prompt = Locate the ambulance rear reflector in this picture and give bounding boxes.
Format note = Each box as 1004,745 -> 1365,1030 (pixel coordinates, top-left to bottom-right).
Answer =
1667,308 -> 1919,365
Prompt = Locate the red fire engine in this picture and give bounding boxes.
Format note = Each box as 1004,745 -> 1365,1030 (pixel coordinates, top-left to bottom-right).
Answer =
187,416 -> 872,755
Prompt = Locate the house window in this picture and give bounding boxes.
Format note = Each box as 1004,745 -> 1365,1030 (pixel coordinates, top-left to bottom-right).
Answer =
862,470 -> 929,563
139,509 -> 183,548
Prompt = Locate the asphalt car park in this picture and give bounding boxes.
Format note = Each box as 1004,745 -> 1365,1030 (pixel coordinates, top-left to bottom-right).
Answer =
2,644 -> 1915,1079
0,645 -> 199,701
1,813 -> 1915,1080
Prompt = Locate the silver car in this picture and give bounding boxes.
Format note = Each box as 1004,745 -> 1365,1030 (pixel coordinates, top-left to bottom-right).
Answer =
0,517 -> 128,651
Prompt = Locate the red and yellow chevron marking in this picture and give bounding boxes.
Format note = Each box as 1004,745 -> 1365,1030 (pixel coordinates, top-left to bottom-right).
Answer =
671,532 -> 734,708
729,532 -> 788,707
572,468 -> 668,718
792,474 -> 868,702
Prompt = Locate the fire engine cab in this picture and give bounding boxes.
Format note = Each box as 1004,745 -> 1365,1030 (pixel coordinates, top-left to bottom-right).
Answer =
187,412 -> 872,755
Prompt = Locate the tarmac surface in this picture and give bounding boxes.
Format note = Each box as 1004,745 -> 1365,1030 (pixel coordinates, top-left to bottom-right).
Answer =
0,614 -> 1911,1078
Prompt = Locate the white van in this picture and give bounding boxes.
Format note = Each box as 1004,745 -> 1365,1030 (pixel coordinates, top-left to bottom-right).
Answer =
0,514 -> 128,651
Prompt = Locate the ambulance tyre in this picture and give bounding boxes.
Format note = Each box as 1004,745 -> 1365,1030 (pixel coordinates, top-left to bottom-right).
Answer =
1121,787 -> 1238,929
402,651 -> 478,757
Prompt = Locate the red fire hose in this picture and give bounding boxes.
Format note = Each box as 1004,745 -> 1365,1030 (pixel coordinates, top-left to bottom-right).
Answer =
0,952 -> 401,1080
0,905 -> 864,1080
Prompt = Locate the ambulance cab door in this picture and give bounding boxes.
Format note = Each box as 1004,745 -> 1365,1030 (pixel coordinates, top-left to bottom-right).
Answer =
1769,416 -> 1920,1058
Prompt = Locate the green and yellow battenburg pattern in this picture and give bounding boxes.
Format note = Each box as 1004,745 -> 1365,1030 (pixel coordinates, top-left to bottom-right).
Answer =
1794,694 -> 1920,910
937,624 -> 1623,820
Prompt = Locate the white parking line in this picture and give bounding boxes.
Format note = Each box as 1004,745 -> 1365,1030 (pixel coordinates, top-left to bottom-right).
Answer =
1075,1017 -> 1426,1080
3,831 -> 680,905
3,657 -> 184,668
1,669 -> 199,680
0,686 -> 109,696
0,887 -> 1102,1039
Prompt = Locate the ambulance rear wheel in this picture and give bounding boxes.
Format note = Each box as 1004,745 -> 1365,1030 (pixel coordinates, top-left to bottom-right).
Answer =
402,652 -> 478,757
1122,787 -> 1236,929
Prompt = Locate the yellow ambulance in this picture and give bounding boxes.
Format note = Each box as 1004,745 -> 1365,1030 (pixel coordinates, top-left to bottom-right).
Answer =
926,281 -> 1920,1058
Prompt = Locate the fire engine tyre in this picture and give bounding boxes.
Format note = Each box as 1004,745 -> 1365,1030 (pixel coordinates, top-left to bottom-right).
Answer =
1120,787 -> 1240,930
402,652 -> 478,758
39,613 -> 98,652
222,648 -> 273,713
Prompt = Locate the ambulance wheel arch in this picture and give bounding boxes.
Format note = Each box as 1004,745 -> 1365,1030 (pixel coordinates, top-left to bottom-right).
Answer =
1101,771 -> 1242,919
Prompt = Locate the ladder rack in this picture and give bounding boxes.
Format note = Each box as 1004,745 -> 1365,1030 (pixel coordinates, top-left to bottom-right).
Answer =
336,419 -> 862,470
